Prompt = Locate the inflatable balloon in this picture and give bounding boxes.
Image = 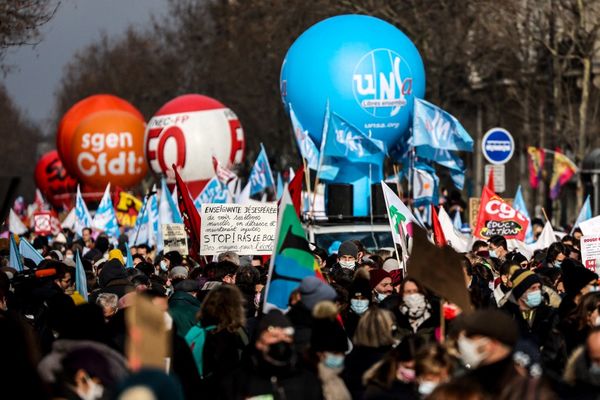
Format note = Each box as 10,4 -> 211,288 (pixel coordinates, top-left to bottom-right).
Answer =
145,94 -> 245,198
57,94 -> 144,175
71,110 -> 148,188
34,150 -> 78,208
281,15 -> 425,148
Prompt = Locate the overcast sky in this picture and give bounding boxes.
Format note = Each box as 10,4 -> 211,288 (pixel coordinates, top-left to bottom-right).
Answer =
3,0 -> 168,135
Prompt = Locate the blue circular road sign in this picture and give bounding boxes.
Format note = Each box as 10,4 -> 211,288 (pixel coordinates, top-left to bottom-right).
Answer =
482,127 -> 514,165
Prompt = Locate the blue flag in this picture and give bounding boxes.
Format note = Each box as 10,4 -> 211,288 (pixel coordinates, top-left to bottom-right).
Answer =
412,163 -> 439,207
276,173 -> 284,200
323,112 -> 385,164
74,185 -> 92,237
19,238 -> 44,265
573,195 -> 592,233
148,190 -> 159,249
92,184 -> 120,238
9,234 -> 23,272
194,177 -> 229,209
75,251 -> 88,301
289,103 -> 320,170
160,178 -> 183,224
453,211 -> 463,231
125,246 -> 134,269
416,147 -> 467,190
249,144 -> 275,196
413,98 -> 474,152
512,185 -> 534,244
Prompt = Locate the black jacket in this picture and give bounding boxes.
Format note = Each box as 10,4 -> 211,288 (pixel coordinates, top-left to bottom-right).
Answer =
363,380 -> 419,400
202,328 -> 248,398
380,294 -> 441,343
342,345 -> 391,400
287,303 -> 314,354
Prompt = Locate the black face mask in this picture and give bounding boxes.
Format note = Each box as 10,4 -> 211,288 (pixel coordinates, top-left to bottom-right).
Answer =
264,341 -> 294,367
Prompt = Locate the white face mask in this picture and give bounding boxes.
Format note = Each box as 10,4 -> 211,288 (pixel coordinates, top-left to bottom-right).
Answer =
594,315 -> 600,327
164,312 -> 173,331
418,380 -> 438,396
458,335 -> 489,368
77,375 -> 104,400
339,260 -> 355,269
403,293 -> 425,310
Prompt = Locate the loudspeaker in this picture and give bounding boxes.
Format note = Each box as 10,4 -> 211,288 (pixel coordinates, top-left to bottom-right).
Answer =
371,183 -> 399,216
326,184 -> 353,217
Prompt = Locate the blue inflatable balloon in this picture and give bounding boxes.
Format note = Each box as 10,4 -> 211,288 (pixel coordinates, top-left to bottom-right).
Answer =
281,14 -> 426,148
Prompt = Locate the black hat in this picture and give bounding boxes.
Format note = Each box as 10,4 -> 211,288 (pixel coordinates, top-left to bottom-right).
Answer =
164,251 -> 183,267
459,309 -> 518,347
256,309 -> 293,337
562,258 -> 598,296
507,252 -> 528,265
349,276 -> 371,299
338,241 -> 358,258
62,347 -> 114,384
310,318 -> 348,353
510,269 -> 541,300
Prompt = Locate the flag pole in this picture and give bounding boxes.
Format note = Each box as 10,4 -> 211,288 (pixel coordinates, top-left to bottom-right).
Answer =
541,207 -> 550,224
393,164 -> 403,200
302,157 -> 312,218
311,100 -> 329,215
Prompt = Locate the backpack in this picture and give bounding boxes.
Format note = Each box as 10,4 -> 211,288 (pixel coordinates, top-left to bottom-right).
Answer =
185,323 -> 216,379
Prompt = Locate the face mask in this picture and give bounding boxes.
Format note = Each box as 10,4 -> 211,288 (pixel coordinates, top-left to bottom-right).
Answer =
418,381 -> 438,396
264,341 -> 294,367
164,312 -> 173,331
594,316 -> 600,327
323,353 -> 345,369
554,260 -> 562,268
589,363 -> 600,385
458,336 -> 488,368
397,365 -> 416,382
339,260 -> 355,269
489,250 -> 497,258
403,293 -> 425,310
350,299 -> 369,315
376,292 -> 389,302
77,375 -> 104,400
524,289 -> 542,308
160,260 -> 169,272
589,285 -> 600,293
66,254 -> 74,260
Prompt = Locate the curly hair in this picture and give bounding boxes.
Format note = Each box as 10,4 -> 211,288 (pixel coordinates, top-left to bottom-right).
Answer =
198,284 -> 246,333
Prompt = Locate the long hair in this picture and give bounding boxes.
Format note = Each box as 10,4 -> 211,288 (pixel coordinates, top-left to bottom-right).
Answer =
353,307 -> 396,348
198,284 -> 246,333
572,292 -> 600,331
362,334 -> 422,388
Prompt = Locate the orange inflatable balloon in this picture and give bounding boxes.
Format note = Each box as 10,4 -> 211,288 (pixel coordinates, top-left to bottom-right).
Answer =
71,110 -> 148,188
57,94 -> 144,176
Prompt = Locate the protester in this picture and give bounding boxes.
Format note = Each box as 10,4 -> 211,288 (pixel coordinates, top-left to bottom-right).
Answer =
169,279 -> 202,338
487,235 -> 509,261
560,292 -> 600,354
370,268 -> 393,304
562,327 -> 600,397
343,270 -> 371,339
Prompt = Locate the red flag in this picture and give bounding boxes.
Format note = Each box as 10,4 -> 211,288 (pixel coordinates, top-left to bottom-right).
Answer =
431,205 -> 447,247
486,168 -> 495,193
212,156 -> 237,185
474,186 -> 529,241
287,165 -> 304,217
172,164 -> 202,262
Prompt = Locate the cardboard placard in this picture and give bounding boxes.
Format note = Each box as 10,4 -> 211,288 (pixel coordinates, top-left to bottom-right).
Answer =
580,235 -> 600,274
161,223 -> 188,255
200,203 -> 277,255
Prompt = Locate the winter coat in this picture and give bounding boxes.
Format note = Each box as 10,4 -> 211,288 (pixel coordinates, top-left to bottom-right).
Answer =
380,294 -> 441,344
561,345 -> 600,399
168,291 -> 201,338
37,339 -> 128,385
221,351 -> 323,400
318,363 -> 351,400
342,345 -> 390,400
501,301 -> 566,377
201,328 -> 249,399
88,260 -> 134,303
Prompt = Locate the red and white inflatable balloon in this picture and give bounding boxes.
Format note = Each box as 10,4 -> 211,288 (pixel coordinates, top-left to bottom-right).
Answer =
145,94 -> 245,198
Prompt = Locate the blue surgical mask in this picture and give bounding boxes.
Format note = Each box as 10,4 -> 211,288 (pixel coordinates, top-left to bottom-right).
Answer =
554,260 -> 562,268
350,298 -> 369,315
524,289 -> 542,308
160,260 -> 169,272
489,250 -> 497,258
376,292 -> 389,302
323,353 -> 345,369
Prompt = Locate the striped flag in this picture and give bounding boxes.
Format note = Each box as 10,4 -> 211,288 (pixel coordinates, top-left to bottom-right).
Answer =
212,156 -> 237,185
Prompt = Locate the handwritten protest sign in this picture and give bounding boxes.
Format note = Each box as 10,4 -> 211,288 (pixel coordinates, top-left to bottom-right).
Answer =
161,223 -> 188,255
200,203 -> 277,255
581,234 -> 600,274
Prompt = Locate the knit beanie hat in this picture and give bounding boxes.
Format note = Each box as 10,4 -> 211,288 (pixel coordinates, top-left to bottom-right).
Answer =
310,318 -> 348,353
299,276 -> 337,311
256,309 -> 293,337
349,276 -> 372,299
510,269 -> 541,300
369,268 -> 391,289
338,241 -> 358,258
562,259 -> 598,297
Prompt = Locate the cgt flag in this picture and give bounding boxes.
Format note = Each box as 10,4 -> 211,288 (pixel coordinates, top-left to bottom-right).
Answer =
263,188 -> 320,312
475,187 -> 529,241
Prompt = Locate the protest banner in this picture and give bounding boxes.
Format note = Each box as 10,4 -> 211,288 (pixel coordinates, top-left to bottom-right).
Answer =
161,223 -> 188,255
580,215 -> 600,236
474,187 -> 528,241
580,234 -> 600,274
200,203 -> 277,255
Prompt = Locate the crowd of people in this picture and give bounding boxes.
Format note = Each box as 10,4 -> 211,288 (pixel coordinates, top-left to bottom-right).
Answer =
1,224 -> 600,400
